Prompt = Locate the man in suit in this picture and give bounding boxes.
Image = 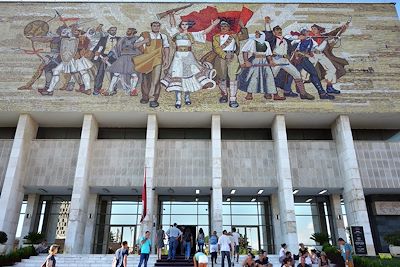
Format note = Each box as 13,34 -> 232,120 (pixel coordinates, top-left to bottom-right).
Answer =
263,16 -> 314,100
92,26 -> 120,95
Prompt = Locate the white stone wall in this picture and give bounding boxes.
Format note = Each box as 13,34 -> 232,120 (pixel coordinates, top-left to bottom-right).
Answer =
155,140 -> 212,187
355,141 -> 400,188
0,140 -> 13,191
221,141 -> 277,187
89,140 -> 146,187
288,141 -> 342,188
25,140 -> 79,187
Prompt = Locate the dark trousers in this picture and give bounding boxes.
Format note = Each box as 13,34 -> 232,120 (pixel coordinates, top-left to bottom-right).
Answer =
138,253 -> 149,267
221,251 -> 232,267
94,56 -> 116,90
282,58 -> 324,93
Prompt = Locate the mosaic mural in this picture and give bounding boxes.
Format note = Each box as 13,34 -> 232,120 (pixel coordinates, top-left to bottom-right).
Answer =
0,2 -> 399,112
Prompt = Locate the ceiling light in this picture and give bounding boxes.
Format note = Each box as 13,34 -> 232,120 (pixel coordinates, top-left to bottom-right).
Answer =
251,198 -> 256,202
293,189 -> 299,195
196,189 -> 200,194
38,188 -> 48,193
257,189 -> 264,195
226,198 -> 231,202
102,188 -> 110,193
230,189 -> 236,194
195,198 -> 199,202
318,189 -> 328,195
306,198 -> 313,203
167,188 -> 175,194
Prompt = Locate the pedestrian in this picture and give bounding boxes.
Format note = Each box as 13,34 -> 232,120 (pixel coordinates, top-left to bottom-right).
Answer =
183,227 -> 193,260
296,256 -> 311,267
232,227 -> 241,263
338,237 -> 354,267
193,250 -> 208,267
43,244 -> 59,267
156,226 -> 165,260
218,230 -> 233,267
279,243 -> 287,264
197,228 -> 205,252
255,250 -> 269,267
138,231 -> 152,267
209,230 -> 219,265
166,223 -> 182,260
113,241 -> 129,267
241,252 -> 255,267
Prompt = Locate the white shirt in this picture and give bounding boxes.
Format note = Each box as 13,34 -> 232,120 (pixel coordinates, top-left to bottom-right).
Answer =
218,234 -> 232,252
279,247 -> 286,258
305,256 -> 312,265
219,34 -> 236,51
273,37 -> 288,56
231,232 -> 240,246
167,27 -> 206,44
136,32 -> 170,48
241,39 -> 272,56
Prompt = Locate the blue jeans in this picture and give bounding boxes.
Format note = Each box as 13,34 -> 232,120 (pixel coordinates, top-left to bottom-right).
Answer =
198,242 -> 204,252
183,241 -> 191,259
138,253 -> 149,267
221,251 -> 231,267
168,237 -> 178,259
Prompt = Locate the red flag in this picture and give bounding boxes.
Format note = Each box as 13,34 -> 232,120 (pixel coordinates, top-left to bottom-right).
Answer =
180,6 -> 253,42
140,167 -> 147,223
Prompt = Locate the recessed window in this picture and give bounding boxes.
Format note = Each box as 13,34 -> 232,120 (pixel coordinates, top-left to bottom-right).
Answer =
97,128 -> 146,139
0,127 -> 16,139
158,128 -> 211,139
286,129 -> 332,140
36,127 -> 82,139
352,129 -> 400,141
221,128 -> 272,140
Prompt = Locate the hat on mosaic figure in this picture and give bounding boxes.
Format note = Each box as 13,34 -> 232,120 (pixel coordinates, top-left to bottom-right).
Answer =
311,24 -> 325,33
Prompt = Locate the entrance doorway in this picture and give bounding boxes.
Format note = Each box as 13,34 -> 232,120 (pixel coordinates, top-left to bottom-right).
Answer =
108,225 -> 138,254
235,226 -> 259,251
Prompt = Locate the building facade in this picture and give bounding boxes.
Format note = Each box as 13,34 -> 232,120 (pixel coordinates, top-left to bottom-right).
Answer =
0,1 -> 399,257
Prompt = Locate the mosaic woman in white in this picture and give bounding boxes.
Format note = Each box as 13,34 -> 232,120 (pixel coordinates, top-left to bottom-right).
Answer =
161,13 -> 219,109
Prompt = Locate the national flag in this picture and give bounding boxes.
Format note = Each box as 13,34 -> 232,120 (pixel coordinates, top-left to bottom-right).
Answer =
140,167 -> 147,223
180,6 -> 254,42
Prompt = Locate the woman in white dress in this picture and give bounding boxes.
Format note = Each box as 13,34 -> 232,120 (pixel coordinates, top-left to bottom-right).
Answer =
161,13 -> 219,108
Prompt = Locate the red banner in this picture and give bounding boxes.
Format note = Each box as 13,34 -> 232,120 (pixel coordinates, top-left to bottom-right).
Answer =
181,6 -> 253,41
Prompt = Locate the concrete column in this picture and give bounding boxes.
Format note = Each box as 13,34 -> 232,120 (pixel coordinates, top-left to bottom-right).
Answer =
19,194 -> 40,247
211,114 -> 223,235
271,193 -> 282,254
330,194 -> 347,242
272,115 -> 298,252
64,114 -> 98,254
82,194 -> 98,254
331,115 -> 375,255
0,114 -> 38,253
141,114 -> 158,253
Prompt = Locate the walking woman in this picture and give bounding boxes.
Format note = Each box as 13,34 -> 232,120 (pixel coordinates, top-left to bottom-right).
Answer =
197,228 -> 205,252
161,12 -> 219,108
156,225 -> 165,260
44,244 -> 59,267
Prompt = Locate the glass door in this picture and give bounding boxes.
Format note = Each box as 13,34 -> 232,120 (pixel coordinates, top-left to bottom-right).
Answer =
108,225 -> 137,254
245,227 -> 259,251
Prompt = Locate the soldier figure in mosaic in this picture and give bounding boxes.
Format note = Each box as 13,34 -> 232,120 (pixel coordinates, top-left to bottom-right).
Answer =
263,16 -> 315,100
237,30 -> 286,101
161,13 -> 218,109
280,29 -> 335,100
211,19 -> 248,108
307,19 -> 351,94
102,28 -> 144,96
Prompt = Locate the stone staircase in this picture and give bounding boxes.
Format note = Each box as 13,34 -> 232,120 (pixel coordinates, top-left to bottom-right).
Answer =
11,254 -> 283,267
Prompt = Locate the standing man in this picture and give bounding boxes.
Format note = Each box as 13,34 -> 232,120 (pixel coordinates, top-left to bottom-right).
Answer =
114,241 -> 129,267
212,20 -> 248,108
92,26 -> 120,95
218,230 -> 233,267
263,16 -> 314,100
166,223 -> 182,261
231,227 -> 241,263
103,28 -> 145,96
338,238 -> 353,267
138,231 -> 152,267
134,21 -> 170,108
